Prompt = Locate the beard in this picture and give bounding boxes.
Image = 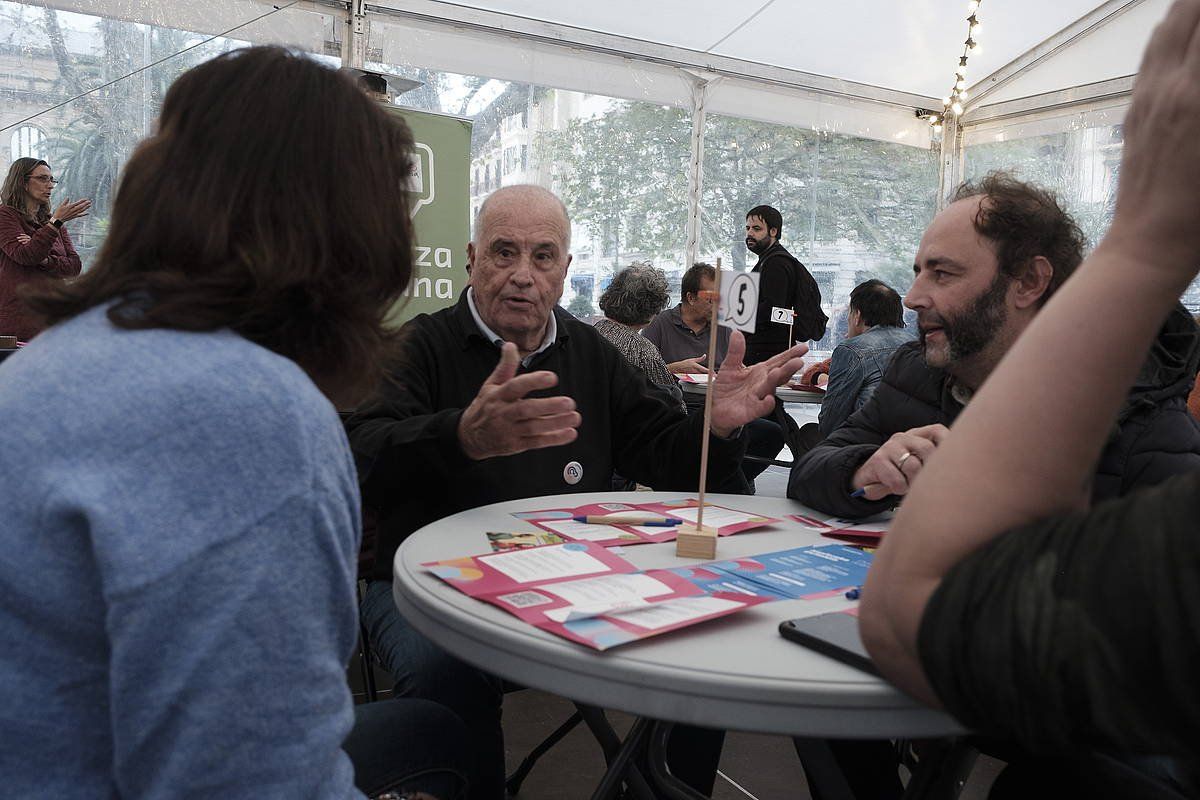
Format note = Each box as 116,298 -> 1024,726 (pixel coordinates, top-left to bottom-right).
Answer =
746,235 -> 770,255
920,272 -> 1010,368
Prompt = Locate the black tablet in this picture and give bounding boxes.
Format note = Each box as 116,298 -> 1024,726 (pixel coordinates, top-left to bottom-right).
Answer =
778,611 -> 878,676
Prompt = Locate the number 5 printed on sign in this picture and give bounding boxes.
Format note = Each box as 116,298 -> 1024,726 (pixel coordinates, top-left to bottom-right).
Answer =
677,267 -> 759,560
718,270 -> 759,334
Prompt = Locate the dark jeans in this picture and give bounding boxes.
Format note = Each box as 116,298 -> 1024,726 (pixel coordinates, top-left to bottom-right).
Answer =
742,417 -> 784,484
346,698 -> 472,799
362,580 -> 506,800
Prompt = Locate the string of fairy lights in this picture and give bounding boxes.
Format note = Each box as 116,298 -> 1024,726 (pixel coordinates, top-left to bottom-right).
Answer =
925,0 -> 983,134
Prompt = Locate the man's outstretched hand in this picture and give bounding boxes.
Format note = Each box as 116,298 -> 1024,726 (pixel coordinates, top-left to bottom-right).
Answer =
458,343 -> 581,460
708,331 -> 807,437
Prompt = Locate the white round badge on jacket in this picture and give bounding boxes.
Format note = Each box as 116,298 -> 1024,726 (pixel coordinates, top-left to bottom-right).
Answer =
563,461 -> 583,485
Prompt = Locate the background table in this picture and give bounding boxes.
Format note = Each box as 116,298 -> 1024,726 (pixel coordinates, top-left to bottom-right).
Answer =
679,379 -> 825,405
392,491 -> 959,741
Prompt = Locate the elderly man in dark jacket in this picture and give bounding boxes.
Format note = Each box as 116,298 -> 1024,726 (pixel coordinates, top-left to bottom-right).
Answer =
790,173 -> 1200,519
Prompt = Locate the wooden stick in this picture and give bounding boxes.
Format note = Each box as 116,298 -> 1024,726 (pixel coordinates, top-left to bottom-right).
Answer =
677,260 -> 722,558
694,265 -> 722,533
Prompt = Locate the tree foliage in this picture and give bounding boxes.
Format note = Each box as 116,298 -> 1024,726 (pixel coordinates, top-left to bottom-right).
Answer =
539,100 -> 938,291
566,292 -> 595,319
963,128 -> 1122,250
34,10 -> 234,266
540,104 -> 692,274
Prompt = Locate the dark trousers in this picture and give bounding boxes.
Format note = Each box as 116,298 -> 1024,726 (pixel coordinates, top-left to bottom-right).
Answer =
345,697 -> 472,799
362,580 -> 506,800
684,398 -> 783,494
362,579 -> 724,799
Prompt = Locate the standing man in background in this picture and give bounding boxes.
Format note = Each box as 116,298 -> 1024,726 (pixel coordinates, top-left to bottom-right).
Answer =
743,204 -> 827,364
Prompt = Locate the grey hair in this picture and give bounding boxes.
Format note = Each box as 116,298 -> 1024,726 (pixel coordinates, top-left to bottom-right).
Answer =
472,184 -> 571,249
598,262 -> 670,326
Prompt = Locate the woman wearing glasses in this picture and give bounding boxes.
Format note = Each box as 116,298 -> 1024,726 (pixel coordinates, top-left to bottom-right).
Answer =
0,158 -> 91,340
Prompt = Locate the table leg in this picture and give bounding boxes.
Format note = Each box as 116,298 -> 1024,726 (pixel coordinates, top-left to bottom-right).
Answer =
579,707 -> 656,800
901,739 -> 977,800
646,721 -> 715,800
792,737 -> 858,800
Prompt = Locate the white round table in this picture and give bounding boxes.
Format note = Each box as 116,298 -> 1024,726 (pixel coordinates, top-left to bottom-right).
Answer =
392,491 -> 959,740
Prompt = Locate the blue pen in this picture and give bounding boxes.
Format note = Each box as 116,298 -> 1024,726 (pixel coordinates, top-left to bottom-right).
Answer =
845,586 -> 862,600
850,481 -> 885,499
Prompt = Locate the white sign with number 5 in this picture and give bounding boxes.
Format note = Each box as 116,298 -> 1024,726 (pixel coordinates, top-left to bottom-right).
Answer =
717,270 -> 759,334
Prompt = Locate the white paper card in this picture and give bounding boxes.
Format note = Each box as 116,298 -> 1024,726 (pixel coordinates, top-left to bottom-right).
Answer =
664,505 -> 758,529
717,270 -> 759,333
483,545 -> 609,583
544,573 -> 670,606
611,596 -> 742,630
537,519 -> 639,542
545,600 -> 652,623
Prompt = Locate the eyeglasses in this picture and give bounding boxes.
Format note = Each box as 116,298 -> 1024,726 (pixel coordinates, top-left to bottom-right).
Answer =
26,174 -> 57,185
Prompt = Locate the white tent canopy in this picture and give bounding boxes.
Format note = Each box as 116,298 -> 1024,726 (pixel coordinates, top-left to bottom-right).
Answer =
25,0 -> 1168,135
363,0 -> 1159,101
13,0 -> 1166,170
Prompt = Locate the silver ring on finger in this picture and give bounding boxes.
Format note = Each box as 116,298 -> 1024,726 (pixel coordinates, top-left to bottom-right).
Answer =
895,451 -> 914,470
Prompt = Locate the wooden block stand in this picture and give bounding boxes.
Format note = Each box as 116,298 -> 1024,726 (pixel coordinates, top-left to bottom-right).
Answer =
675,525 -> 717,559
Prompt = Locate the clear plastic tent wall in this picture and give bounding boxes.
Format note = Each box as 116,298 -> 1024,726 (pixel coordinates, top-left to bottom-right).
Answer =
0,0 -> 337,264
0,0 -> 1190,342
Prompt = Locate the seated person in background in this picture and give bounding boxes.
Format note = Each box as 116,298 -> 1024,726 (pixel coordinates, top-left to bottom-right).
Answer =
0,47 -> 468,799
643,261 -> 730,374
645,261 -> 785,490
593,261 -> 684,411
345,183 -> 806,800
862,7 -> 1200,791
789,171 -> 1200,519
800,358 -> 831,386
817,279 -> 914,438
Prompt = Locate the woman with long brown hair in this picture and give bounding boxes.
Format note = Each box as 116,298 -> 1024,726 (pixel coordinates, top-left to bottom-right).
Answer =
0,47 -> 468,799
0,157 -> 90,340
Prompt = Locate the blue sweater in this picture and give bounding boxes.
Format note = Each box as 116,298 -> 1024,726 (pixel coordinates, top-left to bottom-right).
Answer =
0,306 -> 364,798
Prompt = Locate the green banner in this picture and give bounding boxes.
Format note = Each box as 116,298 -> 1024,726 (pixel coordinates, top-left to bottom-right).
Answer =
386,106 -> 472,324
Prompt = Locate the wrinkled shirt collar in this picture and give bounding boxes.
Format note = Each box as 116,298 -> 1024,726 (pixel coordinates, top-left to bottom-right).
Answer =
466,287 -> 557,367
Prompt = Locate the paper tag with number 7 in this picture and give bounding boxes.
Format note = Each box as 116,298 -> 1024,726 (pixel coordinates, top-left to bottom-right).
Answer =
770,307 -> 795,325
717,270 -> 760,334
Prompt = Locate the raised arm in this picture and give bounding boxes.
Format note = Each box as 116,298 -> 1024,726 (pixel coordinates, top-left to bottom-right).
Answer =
861,0 -> 1200,704
42,224 -> 83,277
0,208 -> 60,267
0,202 -> 88,272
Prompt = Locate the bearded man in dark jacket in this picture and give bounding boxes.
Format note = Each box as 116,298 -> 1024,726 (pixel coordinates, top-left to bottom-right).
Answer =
789,173 -> 1200,519
743,204 -> 827,365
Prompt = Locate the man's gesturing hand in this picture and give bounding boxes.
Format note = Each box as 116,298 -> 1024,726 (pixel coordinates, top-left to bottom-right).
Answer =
458,342 -> 582,461
851,424 -> 949,501
708,331 -> 807,438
